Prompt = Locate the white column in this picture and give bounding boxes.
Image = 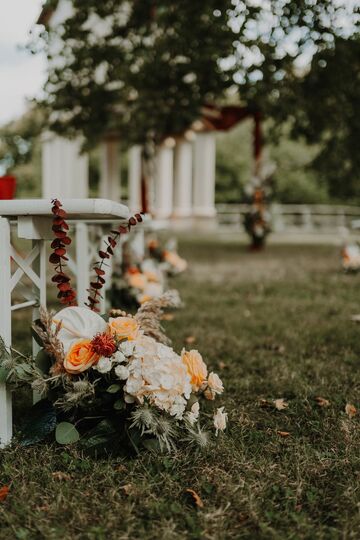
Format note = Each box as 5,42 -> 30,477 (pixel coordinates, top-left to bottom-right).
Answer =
42,132 -> 89,199
154,145 -> 174,219
99,139 -> 120,201
0,218 -> 12,447
173,140 -> 193,218
193,132 -> 216,218
75,222 -> 90,307
128,145 -> 142,212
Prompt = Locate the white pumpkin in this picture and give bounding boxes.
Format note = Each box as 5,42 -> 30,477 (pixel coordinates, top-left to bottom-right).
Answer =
52,306 -> 107,353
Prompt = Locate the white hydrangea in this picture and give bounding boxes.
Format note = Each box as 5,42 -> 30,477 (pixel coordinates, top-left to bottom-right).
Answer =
124,334 -> 191,419
120,340 -> 136,357
113,351 -> 126,364
114,365 -> 130,380
94,357 -> 112,374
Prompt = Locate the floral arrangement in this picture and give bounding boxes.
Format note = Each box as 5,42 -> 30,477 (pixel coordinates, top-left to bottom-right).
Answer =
0,200 -> 226,454
243,183 -> 271,249
148,238 -> 188,276
341,244 -> 360,272
1,297 -> 226,453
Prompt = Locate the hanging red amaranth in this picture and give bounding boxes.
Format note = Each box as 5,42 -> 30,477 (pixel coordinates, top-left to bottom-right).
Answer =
49,199 -> 77,306
86,213 -> 144,312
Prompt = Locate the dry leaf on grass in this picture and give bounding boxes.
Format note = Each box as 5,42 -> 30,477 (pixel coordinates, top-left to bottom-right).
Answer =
185,489 -> 204,508
0,485 -> 10,502
315,396 -> 330,407
350,314 -> 360,323
273,398 -> 288,411
120,484 -> 133,496
185,336 -> 196,345
218,361 -> 227,370
52,471 -> 71,481
345,403 -> 357,418
161,313 -> 175,321
277,431 -> 290,438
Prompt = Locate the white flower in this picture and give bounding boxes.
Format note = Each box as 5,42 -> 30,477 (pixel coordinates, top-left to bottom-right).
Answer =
94,357 -> 112,374
207,372 -> 224,395
114,365 -> 129,380
52,306 -> 107,353
113,351 -> 126,363
120,340 -> 135,357
124,334 -> 191,418
186,402 -> 200,425
213,407 -> 227,436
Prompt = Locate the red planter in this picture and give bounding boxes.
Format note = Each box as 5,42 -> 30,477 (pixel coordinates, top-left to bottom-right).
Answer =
0,175 -> 16,199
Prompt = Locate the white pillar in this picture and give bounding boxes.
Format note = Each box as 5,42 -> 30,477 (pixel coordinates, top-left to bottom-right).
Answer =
99,139 -> 120,201
154,145 -> 174,219
42,132 -> 89,199
173,140 -> 193,218
75,222 -> 90,307
128,145 -> 142,212
193,132 -> 216,218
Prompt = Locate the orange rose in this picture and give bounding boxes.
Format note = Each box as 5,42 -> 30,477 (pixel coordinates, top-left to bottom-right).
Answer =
64,339 -> 100,375
108,316 -> 140,341
181,349 -> 208,390
126,272 -> 147,291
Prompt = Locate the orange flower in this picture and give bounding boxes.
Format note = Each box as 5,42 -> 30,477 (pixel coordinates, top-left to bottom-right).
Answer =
126,272 -> 147,290
64,339 -> 100,375
181,349 -> 208,391
108,316 -> 140,341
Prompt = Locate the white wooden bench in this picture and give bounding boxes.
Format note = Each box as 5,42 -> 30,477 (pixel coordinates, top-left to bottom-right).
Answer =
0,198 -> 129,448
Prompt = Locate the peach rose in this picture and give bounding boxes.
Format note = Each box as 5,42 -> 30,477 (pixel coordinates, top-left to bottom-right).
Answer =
127,272 -> 147,291
181,349 -> 208,391
64,339 -> 100,375
108,316 -> 140,341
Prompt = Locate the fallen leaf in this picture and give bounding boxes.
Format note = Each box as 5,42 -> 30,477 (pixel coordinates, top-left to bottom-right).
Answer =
273,398 -> 288,411
185,488 -> 204,508
277,431 -> 290,438
120,484 -> 133,496
315,396 -> 330,407
0,485 -> 10,502
350,314 -> 360,323
259,399 -> 273,409
244,309 -> 251,318
185,336 -> 196,345
52,471 -> 71,481
345,403 -> 357,418
161,313 -> 175,321
218,361 -> 227,370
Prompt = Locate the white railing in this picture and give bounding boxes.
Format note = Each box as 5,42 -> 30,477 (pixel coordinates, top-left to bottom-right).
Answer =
216,203 -> 360,233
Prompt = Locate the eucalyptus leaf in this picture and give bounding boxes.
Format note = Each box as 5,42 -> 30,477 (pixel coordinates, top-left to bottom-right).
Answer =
55,422 -> 80,445
80,419 -> 121,457
19,399 -> 57,446
107,384 -> 121,394
113,400 -> 125,411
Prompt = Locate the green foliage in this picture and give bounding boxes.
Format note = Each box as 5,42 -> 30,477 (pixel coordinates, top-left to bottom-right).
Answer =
55,422 -> 80,445
19,399 -> 57,446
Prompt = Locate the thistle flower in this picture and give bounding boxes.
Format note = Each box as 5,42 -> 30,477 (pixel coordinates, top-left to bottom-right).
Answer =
184,425 -> 210,449
130,404 -> 159,434
91,332 -> 116,357
31,377 -> 49,397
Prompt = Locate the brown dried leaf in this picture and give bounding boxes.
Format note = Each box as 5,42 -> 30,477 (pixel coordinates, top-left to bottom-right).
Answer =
218,361 -> 227,370
345,403 -> 357,418
315,396 -> 330,407
185,488 -> 204,508
120,484 -> 133,496
277,431 -> 290,438
52,471 -> 71,481
273,398 -> 288,411
185,335 -> 196,344
0,485 -> 10,502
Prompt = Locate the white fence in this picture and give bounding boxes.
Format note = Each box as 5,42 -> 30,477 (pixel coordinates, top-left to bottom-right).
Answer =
216,203 -> 360,233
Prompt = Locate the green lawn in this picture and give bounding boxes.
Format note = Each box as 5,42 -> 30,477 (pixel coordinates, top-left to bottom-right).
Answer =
1,239 -> 360,539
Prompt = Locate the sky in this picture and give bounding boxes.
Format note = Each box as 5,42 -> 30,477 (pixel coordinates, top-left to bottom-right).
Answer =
0,0 -> 45,125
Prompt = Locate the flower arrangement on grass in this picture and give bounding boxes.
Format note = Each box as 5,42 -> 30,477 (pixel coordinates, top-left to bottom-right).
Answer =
341,244 -> 360,272
148,238 -> 188,276
1,296 -> 226,453
0,199 -> 226,454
